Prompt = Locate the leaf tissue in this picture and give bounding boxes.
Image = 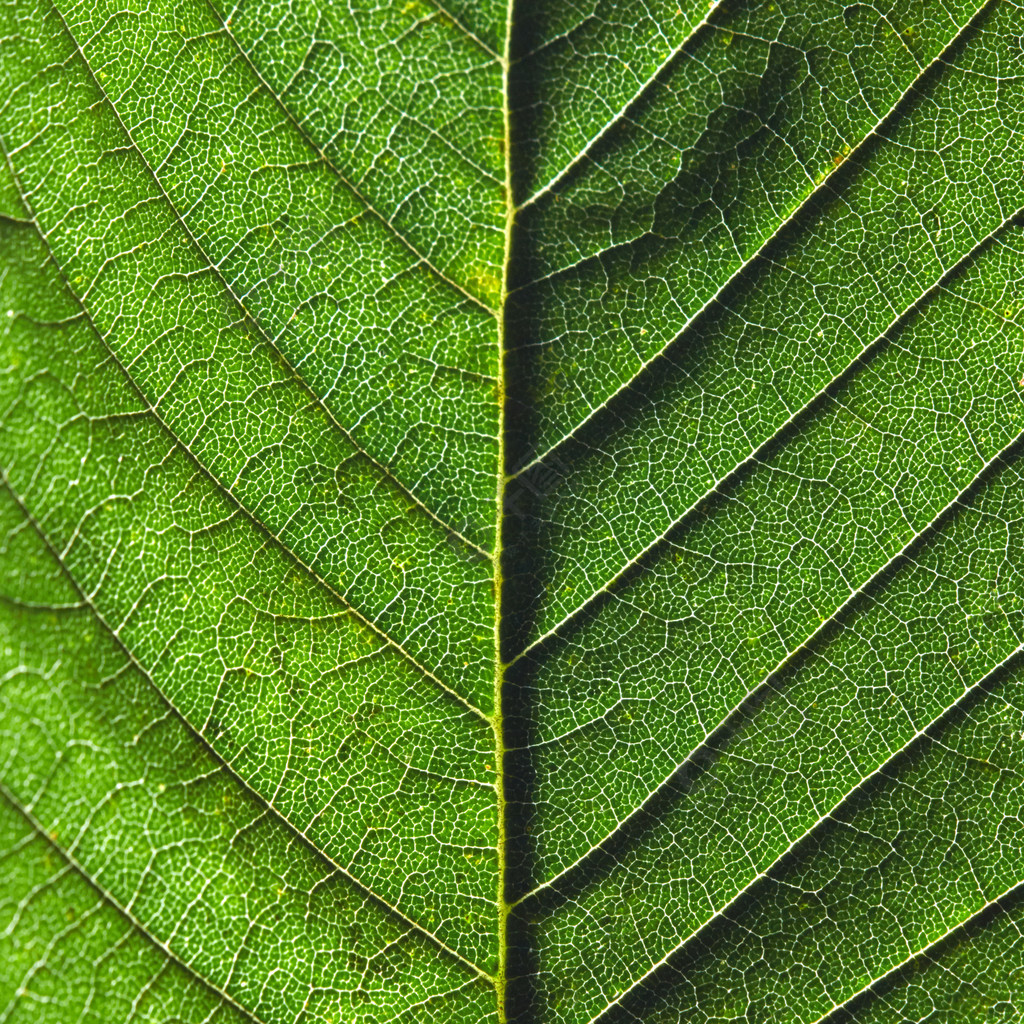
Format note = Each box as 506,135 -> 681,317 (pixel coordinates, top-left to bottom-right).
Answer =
2,0 -> 1024,1021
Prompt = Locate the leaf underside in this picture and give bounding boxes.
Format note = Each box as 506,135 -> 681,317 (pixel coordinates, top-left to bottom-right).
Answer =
2,0 -> 1024,1022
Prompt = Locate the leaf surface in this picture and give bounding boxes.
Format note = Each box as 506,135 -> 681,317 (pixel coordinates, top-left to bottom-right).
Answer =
2,1 -> 1024,1022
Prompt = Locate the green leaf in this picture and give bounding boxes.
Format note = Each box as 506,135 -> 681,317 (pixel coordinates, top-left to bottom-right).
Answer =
2,0 -> 1024,1021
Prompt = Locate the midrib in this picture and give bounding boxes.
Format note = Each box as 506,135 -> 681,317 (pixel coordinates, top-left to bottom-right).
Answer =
494,0 -> 518,1020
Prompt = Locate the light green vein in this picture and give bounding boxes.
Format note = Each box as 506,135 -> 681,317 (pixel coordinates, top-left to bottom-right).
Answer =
422,0 -> 501,62
47,0 -> 495,562
514,0 -> 728,211
205,0 -> 500,316
809,879 -> 1024,1024
516,420 -> 1024,903
0,131 -> 491,725
584,641 -> 1024,1024
493,0 -> 517,1020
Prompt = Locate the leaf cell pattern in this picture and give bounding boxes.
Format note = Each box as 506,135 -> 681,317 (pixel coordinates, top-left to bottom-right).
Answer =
1,0 -> 1024,1022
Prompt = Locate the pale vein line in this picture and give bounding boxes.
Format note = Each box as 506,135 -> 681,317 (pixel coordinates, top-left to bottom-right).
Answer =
509,0 -> 994,479
378,93 -> 504,187
391,977 -> 487,1022
583,642 -> 1024,1024
512,199 -> 1023,665
0,475 -> 497,985
516,421 -> 1024,905
358,728 -> 497,791
208,0 -> 500,317
420,0 -> 503,63
47,0 -> 495,564
809,880 -> 1024,1024
516,0 -> 728,211
0,783 -> 269,1024
0,136 -> 492,727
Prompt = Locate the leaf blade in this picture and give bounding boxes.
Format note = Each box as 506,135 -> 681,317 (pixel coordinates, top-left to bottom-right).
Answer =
4,0 -> 1024,1021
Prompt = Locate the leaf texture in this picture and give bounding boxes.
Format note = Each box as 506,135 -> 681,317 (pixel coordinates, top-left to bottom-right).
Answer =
2,0 -> 1024,1022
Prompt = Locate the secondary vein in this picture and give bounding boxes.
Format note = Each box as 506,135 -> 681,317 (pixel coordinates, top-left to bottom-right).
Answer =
0,783 -> 272,1024
511,199 -> 1024,666
583,641 -> 1024,1024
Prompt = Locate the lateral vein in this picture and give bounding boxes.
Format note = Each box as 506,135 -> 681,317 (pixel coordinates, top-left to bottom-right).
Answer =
517,420 -> 1024,905
0,783 -> 272,1024
0,133 -> 492,727
515,0 -> 728,210
422,0 -> 503,62
205,0 -> 500,316
47,0 -> 495,564
808,878 -> 1024,1024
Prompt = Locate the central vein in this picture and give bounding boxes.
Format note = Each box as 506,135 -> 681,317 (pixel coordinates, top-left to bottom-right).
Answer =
494,0 -> 517,1019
